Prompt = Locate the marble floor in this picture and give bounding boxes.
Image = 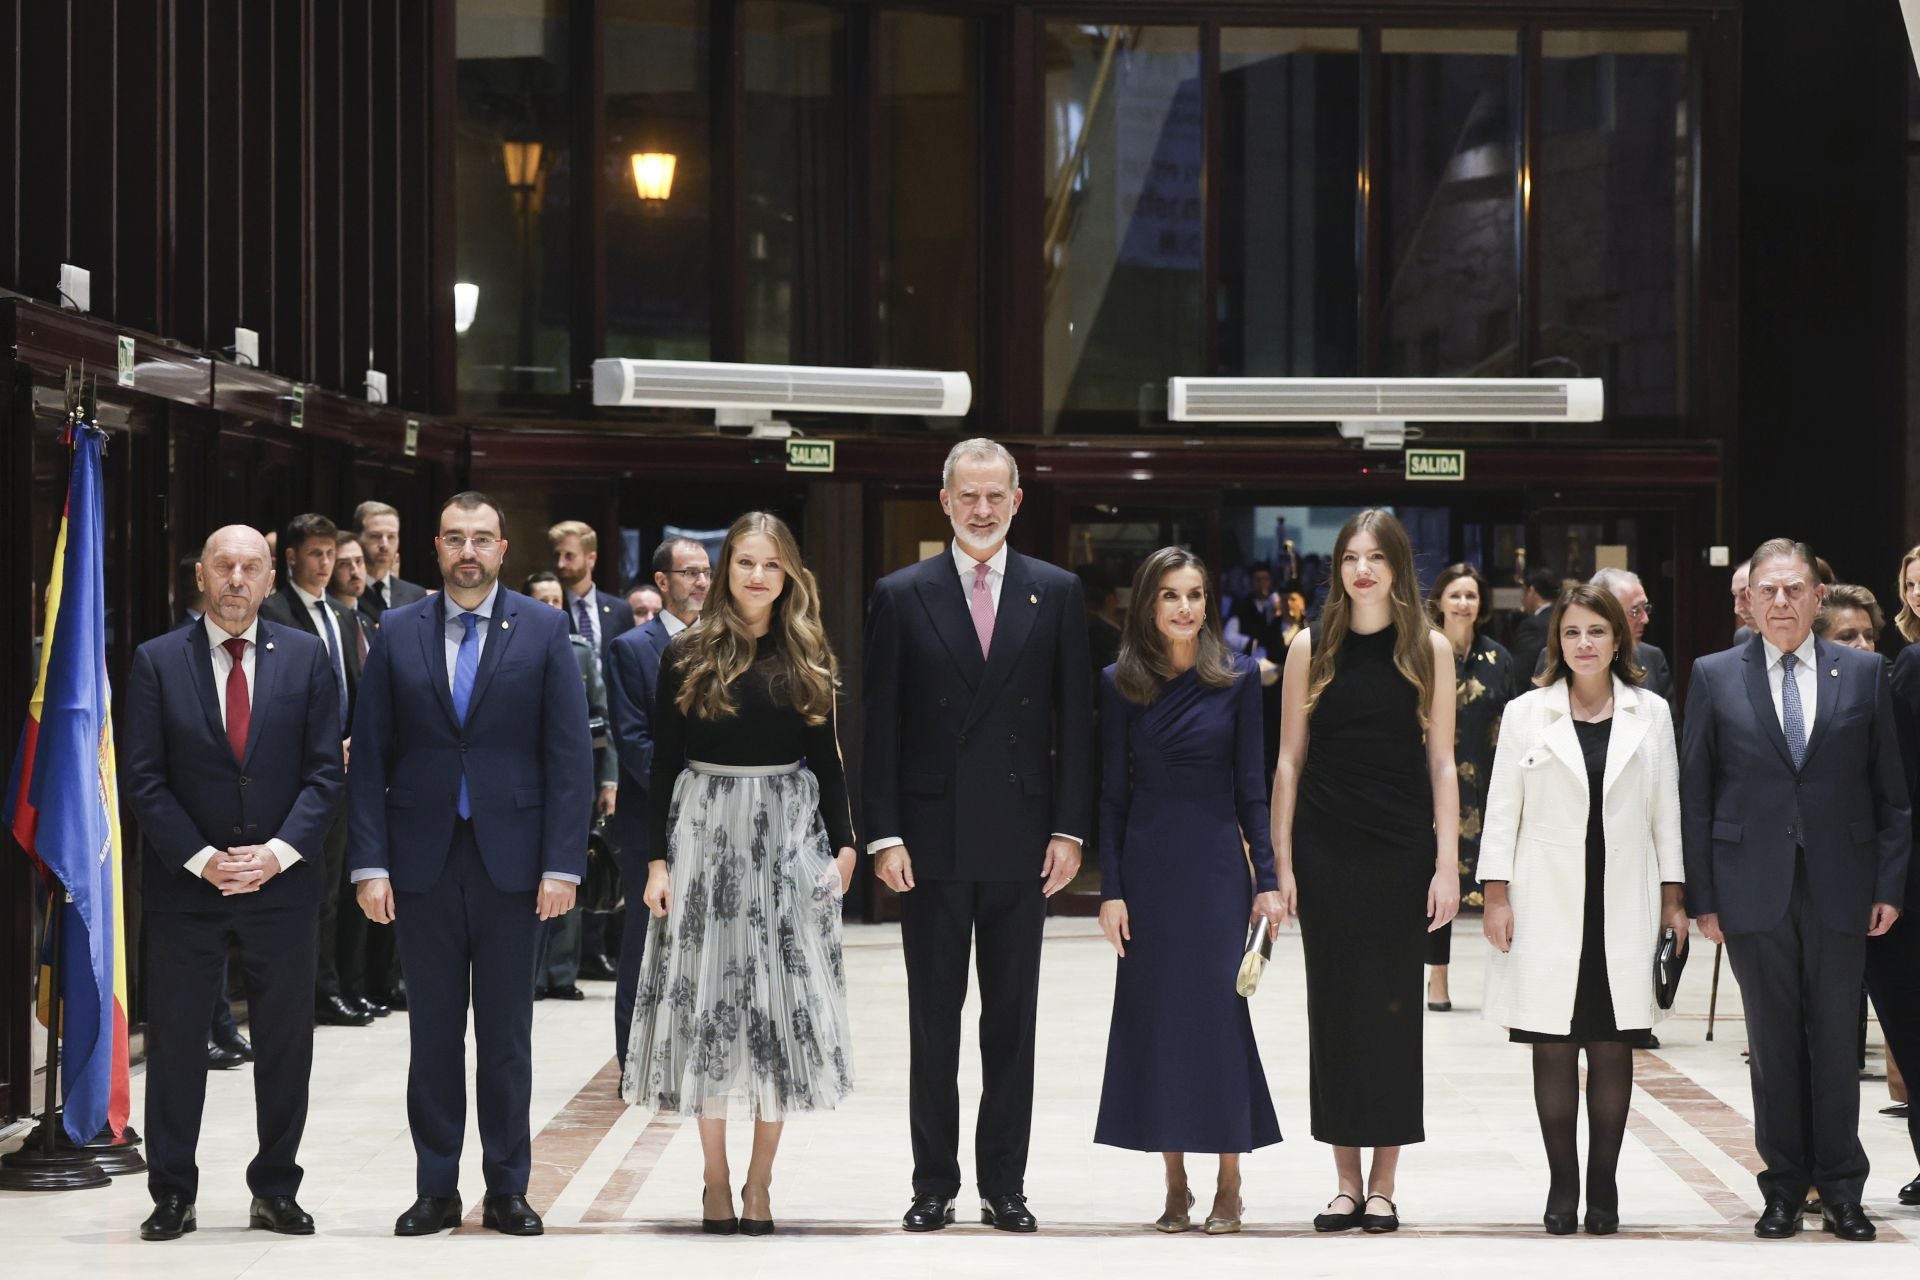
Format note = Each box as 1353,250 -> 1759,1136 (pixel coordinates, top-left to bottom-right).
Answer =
3,917 -> 1917,1278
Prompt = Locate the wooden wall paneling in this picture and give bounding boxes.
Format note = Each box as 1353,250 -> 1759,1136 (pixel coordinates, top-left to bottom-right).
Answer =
203,0 -> 243,350
369,4 -> 401,401
0,0 -> 18,291
270,0 -> 305,376
17,0 -> 71,303
169,0 -> 209,347
69,0 -> 117,318
308,0 -> 344,390
426,0 -> 456,413
117,0 -> 167,334
339,0 -> 372,404
398,0 -> 433,409
239,0 -> 277,344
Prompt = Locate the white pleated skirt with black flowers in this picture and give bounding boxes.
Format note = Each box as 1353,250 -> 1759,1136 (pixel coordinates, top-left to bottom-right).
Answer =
621,760 -> 853,1120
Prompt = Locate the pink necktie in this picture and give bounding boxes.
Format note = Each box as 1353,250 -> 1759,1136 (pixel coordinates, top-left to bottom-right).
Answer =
970,562 -> 995,658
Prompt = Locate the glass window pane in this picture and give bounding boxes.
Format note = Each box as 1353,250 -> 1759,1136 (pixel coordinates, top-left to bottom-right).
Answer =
1219,28 -> 1361,376
455,0 -> 573,411
606,0 -> 710,360
1539,30 -> 1690,428
1381,28 -> 1518,377
877,11 -> 978,402
744,1 -> 847,365
1043,25 -> 1203,433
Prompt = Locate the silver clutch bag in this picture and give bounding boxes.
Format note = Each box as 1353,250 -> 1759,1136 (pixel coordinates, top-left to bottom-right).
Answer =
1236,917 -> 1274,998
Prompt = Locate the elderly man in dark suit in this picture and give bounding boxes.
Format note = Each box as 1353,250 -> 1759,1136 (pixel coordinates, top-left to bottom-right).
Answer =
124,525 -> 345,1241
260,512 -> 378,1028
353,500 -> 429,637
1682,537 -> 1910,1242
604,534 -> 711,1065
864,438 -> 1094,1234
349,491 -> 593,1238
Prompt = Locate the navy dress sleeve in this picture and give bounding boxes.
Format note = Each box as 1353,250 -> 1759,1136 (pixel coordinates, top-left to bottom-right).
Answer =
1097,668 -> 1131,901
1233,658 -> 1280,893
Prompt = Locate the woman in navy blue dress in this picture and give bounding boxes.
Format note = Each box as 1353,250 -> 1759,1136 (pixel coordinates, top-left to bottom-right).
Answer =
1095,547 -> 1287,1234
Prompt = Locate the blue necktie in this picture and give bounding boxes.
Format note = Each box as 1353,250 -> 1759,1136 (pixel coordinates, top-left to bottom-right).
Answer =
453,612 -> 480,818
313,600 -> 348,727
1780,651 -> 1807,771
574,594 -> 596,650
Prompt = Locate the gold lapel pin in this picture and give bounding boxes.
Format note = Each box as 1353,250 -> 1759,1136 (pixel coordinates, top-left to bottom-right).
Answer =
1029,593 -> 1038,604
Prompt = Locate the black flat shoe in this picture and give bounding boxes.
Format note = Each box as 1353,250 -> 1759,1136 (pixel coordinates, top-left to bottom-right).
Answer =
394,1194 -> 462,1236
1584,1208 -> 1620,1235
1543,1211 -> 1577,1235
1753,1199 -> 1801,1238
1900,1175 -> 1920,1206
1820,1201 -> 1876,1241
902,1195 -> 955,1231
141,1195 -> 196,1241
1361,1193 -> 1399,1233
250,1194 -> 315,1234
481,1193 -> 543,1235
981,1193 -> 1038,1232
1314,1192 -> 1363,1232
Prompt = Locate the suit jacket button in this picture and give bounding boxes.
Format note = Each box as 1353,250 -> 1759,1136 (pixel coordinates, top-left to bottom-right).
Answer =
238,776 -> 250,786
459,741 -> 469,752
1008,734 -> 1017,745
938,697 -> 949,707
958,733 -> 967,746
1008,773 -> 1017,785
1020,697 -> 1030,706
232,826 -> 243,835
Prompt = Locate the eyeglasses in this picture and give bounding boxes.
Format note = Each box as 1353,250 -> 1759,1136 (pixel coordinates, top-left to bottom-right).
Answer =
667,567 -> 713,581
439,535 -> 499,553
1628,602 -> 1652,620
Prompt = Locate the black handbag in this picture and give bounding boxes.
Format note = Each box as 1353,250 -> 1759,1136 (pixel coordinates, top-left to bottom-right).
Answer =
1653,926 -> 1687,1010
581,817 -> 624,914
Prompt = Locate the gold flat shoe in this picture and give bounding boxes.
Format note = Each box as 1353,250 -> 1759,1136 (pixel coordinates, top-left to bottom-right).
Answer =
1204,1198 -> 1244,1234
1155,1189 -> 1196,1233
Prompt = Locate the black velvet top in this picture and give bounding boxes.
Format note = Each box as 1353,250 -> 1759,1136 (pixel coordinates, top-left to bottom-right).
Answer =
649,631 -> 857,860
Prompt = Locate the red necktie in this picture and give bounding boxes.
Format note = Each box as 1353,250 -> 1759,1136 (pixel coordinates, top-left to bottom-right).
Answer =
223,637 -> 251,763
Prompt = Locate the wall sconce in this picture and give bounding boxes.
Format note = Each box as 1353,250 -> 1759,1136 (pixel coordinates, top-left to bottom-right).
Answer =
630,152 -> 677,204
454,282 -> 479,334
501,140 -> 543,192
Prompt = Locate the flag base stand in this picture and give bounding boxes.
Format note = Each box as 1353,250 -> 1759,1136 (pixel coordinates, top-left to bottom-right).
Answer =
0,1140 -> 112,1191
51,1112 -> 146,1175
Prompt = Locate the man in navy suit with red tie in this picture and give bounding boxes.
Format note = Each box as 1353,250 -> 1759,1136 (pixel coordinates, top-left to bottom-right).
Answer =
124,526 -> 344,1241
349,492 -> 593,1237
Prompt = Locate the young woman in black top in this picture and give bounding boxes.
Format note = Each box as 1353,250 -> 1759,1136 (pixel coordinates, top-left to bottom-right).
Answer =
621,511 -> 856,1236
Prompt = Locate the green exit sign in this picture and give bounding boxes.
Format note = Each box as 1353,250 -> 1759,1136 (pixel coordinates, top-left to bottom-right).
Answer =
786,438 -> 836,473
1406,448 -> 1465,481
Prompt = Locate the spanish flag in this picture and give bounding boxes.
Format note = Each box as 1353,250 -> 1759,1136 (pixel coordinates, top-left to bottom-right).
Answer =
3,422 -> 131,1143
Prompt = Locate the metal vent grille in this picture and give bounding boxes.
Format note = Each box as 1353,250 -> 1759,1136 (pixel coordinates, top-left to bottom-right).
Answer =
601,360 -> 954,412
1180,380 -> 1572,419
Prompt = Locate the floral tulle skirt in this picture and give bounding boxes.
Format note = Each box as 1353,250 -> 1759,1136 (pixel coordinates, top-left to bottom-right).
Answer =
620,760 -> 853,1120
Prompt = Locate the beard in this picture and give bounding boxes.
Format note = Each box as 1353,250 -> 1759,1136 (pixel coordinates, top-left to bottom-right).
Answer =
951,515 -> 1010,554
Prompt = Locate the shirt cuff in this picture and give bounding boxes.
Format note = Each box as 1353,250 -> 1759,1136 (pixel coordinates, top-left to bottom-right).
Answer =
542,872 -> 582,885
266,838 -> 302,869
866,837 -> 905,856
349,868 -> 389,883
184,847 -> 218,879
1051,832 -> 1084,847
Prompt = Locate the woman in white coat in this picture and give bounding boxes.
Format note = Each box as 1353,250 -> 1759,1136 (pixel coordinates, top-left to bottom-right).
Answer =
1479,583 -> 1686,1238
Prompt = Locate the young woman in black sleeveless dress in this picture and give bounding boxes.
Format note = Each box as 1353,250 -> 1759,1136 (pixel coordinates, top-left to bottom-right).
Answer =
1269,510 -> 1460,1233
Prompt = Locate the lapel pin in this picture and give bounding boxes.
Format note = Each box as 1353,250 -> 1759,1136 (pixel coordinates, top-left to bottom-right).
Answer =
264,641 -> 274,651
1029,594 -> 1038,605
1830,668 -> 1838,677
500,620 -> 510,630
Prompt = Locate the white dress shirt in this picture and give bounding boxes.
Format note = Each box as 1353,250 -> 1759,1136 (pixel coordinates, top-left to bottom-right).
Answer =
661,609 -> 690,637
184,616 -> 303,879
443,582 -> 499,687
292,582 -> 350,708
1762,631 -> 1819,736
868,541 -> 1080,857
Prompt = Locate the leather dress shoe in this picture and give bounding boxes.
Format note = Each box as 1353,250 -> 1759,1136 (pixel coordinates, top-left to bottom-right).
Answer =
981,1193 -> 1037,1233
1880,1101 -> 1911,1119
207,1039 -> 247,1070
1754,1199 -> 1802,1238
533,986 -> 549,1002
381,987 -> 408,1011
548,984 -> 586,1001
316,994 -> 374,1027
1899,1175 -> 1920,1206
394,1194 -> 462,1236
250,1195 -> 315,1234
356,996 -> 391,1018
579,953 -> 618,981
902,1194 -> 955,1231
214,1029 -> 254,1060
482,1193 -> 544,1235
141,1195 -> 196,1240
1820,1202 -> 1876,1241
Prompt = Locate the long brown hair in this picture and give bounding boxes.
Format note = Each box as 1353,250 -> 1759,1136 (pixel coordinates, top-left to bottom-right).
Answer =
1894,545 -> 1920,643
1425,562 -> 1490,629
1302,510 -> 1436,725
1113,547 -> 1240,705
673,512 -> 839,724
1537,582 -> 1646,688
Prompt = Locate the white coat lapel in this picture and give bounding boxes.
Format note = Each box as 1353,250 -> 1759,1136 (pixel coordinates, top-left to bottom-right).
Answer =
1601,677 -> 1649,799
1539,680 -> 1587,780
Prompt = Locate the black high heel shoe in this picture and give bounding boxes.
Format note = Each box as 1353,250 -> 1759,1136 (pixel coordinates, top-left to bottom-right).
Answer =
1543,1210 -> 1577,1235
739,1182 -> 775,1236
1584,1208 -> 1620,1236
701,1184 -> 739,1235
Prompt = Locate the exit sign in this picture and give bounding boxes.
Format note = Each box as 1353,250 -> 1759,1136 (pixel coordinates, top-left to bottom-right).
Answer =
786,438 -> 836,473
1406,448 -> 1465,481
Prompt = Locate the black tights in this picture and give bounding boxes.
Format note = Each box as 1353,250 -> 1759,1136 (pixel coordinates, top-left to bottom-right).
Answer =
1532,1042 -> 1634,1213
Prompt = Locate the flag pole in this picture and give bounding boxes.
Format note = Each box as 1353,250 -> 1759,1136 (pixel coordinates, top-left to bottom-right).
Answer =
0,889 -> 110,1190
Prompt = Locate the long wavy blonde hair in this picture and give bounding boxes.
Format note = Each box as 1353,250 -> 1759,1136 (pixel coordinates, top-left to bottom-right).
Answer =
1302,509 -> 1436,726
673,511 -> 839,725
1894,544 -> 1920,643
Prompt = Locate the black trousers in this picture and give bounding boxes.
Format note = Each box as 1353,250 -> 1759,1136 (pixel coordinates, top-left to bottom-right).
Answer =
900,877 -> 1046,1199
394,819 -> 538,1197
612,845 -> 650,1065
312,810 -> 353,1000
145,904 -> 317,1203
1724,859 -> 1871,1204
1866,909 -> 1920,1169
